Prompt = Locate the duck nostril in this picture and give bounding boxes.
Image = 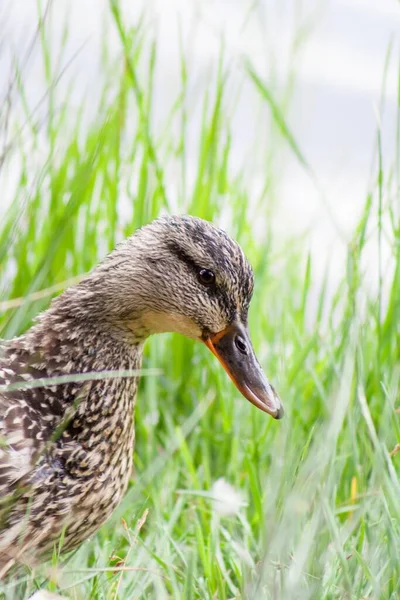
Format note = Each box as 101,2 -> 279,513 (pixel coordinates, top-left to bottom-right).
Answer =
235,335 -> 248,355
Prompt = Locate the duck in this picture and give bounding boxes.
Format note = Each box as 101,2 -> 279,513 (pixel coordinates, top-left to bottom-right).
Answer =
0,215 -> 283,576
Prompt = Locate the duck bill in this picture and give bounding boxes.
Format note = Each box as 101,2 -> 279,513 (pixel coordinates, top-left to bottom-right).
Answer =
203,322 -> 283,419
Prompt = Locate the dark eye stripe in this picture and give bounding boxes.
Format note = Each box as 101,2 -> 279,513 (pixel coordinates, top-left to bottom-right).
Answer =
168,241 -> 238,321
168,243 -> 200,273
168,242 -> 218,293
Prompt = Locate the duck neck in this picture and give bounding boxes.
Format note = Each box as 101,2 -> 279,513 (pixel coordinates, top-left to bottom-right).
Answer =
15,296 -> 146,432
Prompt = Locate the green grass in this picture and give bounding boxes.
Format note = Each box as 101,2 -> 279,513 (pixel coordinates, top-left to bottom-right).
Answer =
1,2 -> 400,598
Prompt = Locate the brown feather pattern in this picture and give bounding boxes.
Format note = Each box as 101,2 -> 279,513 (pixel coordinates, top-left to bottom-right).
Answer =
0,215 -> 254,574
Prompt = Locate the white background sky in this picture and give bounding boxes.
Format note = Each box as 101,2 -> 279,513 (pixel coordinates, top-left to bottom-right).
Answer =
1,0 -> 399,289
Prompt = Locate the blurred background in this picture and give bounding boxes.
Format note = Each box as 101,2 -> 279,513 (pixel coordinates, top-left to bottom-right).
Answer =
1,0 -> 399,287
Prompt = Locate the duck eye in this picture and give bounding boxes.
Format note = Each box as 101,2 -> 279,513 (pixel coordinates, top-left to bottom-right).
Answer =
198,268 -> 215,286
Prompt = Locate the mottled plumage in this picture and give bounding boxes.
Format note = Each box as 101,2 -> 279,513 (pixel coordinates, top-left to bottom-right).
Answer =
0,215 -> 281,576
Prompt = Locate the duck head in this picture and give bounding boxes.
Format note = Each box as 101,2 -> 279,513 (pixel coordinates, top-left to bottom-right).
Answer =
82,215 -> 283,419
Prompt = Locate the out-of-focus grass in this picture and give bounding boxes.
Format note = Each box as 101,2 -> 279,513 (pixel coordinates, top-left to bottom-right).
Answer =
0,2 -> 399,599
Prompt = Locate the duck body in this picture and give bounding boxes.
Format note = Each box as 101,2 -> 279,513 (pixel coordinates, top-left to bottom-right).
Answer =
0,310 -> 142,562
0,215 -> 282,574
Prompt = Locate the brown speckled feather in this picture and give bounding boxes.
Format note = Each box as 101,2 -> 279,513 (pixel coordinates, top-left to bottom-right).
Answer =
0,325 -> 142,569
0,215 -> 255,575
